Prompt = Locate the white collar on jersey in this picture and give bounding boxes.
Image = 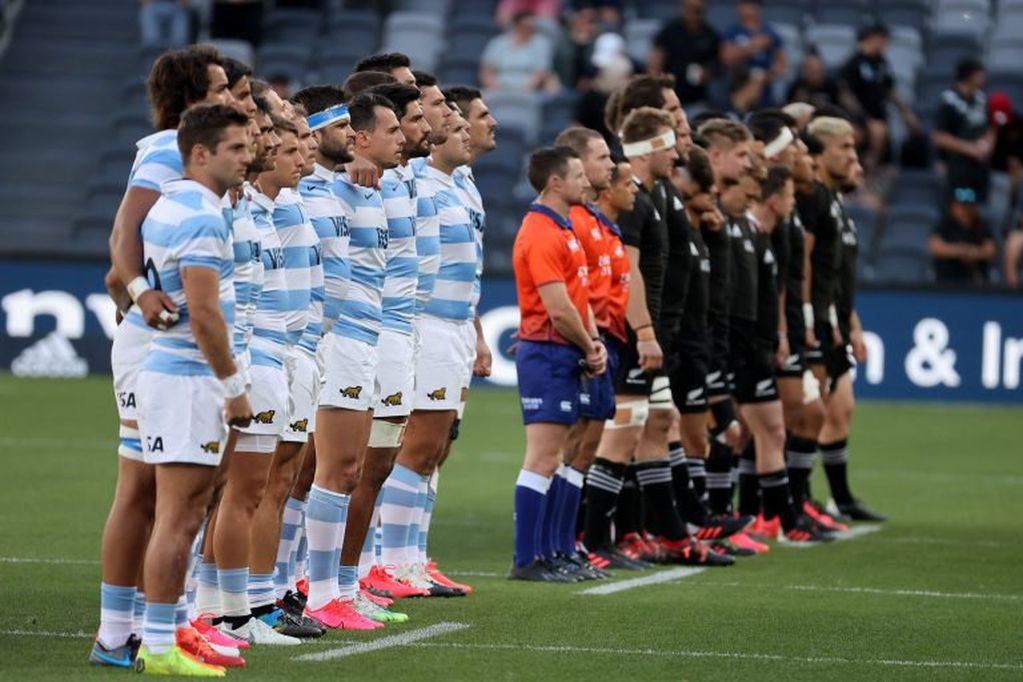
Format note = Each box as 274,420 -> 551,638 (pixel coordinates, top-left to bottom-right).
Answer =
312,162 -> 335,183
248,188 -> 275,213
161,178 -> 222,207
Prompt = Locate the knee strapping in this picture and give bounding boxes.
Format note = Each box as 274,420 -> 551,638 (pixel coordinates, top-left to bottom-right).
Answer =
448,417 -> 461,442
604,400 -> 649,430
235,433 -> 279,454
368,420 -> 406,448
709,400 -> 737,439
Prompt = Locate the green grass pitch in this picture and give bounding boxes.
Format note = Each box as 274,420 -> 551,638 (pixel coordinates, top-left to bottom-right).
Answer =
0,374 -> 1021,680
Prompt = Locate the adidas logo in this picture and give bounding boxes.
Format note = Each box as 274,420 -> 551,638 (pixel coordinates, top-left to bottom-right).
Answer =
11,332 -> 88,378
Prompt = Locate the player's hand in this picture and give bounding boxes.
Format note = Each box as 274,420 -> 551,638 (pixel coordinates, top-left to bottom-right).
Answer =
474,335 -> 493,377
775,334 -> 790,370
224,394 -> 253,428
804,326 -> 818,351
831,325 -> 843,348
636,336 -> 663,372
850,330 -> 868,363
138,289 -> 179,330
345,157 -> 380,189
104,267 -> 131,314
586,339 -> 607,376
701,207 -> 724,232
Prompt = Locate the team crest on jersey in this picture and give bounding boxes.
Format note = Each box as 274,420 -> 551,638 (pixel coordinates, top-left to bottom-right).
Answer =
690,242 -> 699,256
289,418 -> 309,433
427,387 -> 447,401
341,385 -> 363,399
200,440 -> 220,454
381,392 -> 403,406
253,410 -> 275,424
673,195 -> 684,211
567,238 -> 580,252
743,239 -> 755,253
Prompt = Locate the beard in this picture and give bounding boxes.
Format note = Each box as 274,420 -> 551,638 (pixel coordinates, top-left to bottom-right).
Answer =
407,136 -> 431,159
320,139 -> 353,165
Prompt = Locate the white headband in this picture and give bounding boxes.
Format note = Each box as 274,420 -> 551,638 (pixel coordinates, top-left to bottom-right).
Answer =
763,126 -> 795,159
622,130 -> 676,158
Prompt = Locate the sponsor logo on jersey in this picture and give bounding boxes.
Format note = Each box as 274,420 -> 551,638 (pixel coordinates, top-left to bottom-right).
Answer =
686,387 -> 705,404
755,378 -> 776,397
560,400 -> 573,412
341,385 -> 363,399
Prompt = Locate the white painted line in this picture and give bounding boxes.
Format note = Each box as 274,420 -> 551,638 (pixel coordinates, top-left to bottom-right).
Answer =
704,582 -> 1023,602
403,641 -> 1023,672
1,629 -> 92,638
578,567 -> 705,596
833,525 -> 883,541
0,556 -> 99,565
293,622 -> 470,662
447,570 -> 500,577
875,536 -> 1011,549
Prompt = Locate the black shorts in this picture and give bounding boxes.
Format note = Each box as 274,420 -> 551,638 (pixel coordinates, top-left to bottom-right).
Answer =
706,318 -> 731,398
730,322 -> 778,404
670,337 -> 709,415
825,342 -> 855,384
615,325 -> 654,396
777,332 -> 806,379
806,320 -> 832,365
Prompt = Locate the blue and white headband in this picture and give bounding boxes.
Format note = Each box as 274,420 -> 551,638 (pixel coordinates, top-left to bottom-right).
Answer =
307,104 -> 350,132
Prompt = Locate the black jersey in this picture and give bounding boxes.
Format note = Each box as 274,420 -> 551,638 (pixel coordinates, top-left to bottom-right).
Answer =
703,215 -> 732,326
797,182 -> 841,318
728,213 -> 758,322
772,212 -> 806,337
678,217 -> 710,338
754,229 -> 780,348
659,180 -> 694,339
618,178 -> 669,329
834,195 -> 859,341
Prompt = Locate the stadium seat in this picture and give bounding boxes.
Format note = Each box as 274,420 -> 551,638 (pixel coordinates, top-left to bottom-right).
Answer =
926,33 -> 982,73
933,4 -> 991,42
814,0 -> 869,27
988,45 -> 1023,73
391,0 -> 451,13
846,204 -> 879,260
876,0 -> 931,35
880,205 -> 941,251
873,247 -> 932,283
206,39 -> 254,66
804,24 -> 856,69
437,53 -> 481,87
449,0 -> 499,19
887,170 -> 945,208
624,18 -> 662,64
762,1 -> 807,28
447,18 -> 501,62
382,12 -> 445,71
772,22 -> 803,81
321,10 -> 380,57
263,9 -> 323,43
890,25 -> 923,53
635,0 -> 679,22
258,43 -> 313,72
706,2 -> 736,33
482,91 -> 541,144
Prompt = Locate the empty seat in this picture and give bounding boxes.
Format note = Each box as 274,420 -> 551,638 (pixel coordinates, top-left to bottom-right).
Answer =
624,19 -> 661,64
846,204 -> 879,257
206,39 -> 254,66
933,6 -> 990,41
706,3 -> 736,33
447,17 -> 501,60
382,12 -> 445,71
761,0 -> 807,27
482,91 -> 541,143
804,24 -> 856,69
323,9 -> 380,56
926,33 -> 981,74
263,9 -> 322,42
988,45 -> 1023,73
877,0 -> 931,34
887,170 -> 944,207
257,43 -> 312,81
391,0 -> 451,13
635,0 -> 678,22
437,53 -> 480,86
813,0 -> 867,26
873,248 -> 931,284
880,205 -> 940,251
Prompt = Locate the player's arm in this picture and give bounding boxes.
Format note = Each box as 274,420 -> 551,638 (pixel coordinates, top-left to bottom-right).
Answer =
776,285 -> 789,368
343,157 -> 380,189
1004,229 -> 1023,287
536,282 -> 604,374
110,186 -> 179,327
182,265 -> 252,427
849,309 -> 867,363
624,245 -> 663,371
801,231 -> 817,348
472,314 -> 492,377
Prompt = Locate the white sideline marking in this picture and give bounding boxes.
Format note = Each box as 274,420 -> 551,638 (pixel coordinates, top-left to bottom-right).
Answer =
707,582 -> 1022,602
293,622 -> 470,662
448,570 -> 500,577
0,556 -> 99,565
578,567 -> 705,595
4,630 -> 1019,671
876,536 -> 1011,549
833,525 -> 883,541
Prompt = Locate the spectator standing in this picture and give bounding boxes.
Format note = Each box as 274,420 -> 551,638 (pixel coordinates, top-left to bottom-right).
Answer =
838,24 -> 919,172
139,0 -> 191,48
553,6 -> 600,89
929,187 -> 996,285
988,92 -> 1023,219
786,49 -> 840,110
481,12 -> 561,93
932,58 -> 993,202
648,0 -> 721,106
210,0 -> 264,48
721,0 -> 786,106
576,33 -> 634,143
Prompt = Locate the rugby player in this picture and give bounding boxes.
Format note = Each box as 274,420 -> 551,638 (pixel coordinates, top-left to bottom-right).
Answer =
510,145 -> 607,581
354,52 -> 418,86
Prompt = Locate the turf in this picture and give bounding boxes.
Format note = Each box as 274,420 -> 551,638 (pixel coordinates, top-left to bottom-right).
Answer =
0,374 -> 1021,680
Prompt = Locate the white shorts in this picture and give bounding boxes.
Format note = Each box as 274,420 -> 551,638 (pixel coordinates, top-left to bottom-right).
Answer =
111,321 -> 152,424
236,363 -> 289,442
319,334 -> 379,411
283,347 -> 319,443
413,317 -> 471,411
459,321 -> 478,389
375,330 -> 416,418
136,371 -> 228,466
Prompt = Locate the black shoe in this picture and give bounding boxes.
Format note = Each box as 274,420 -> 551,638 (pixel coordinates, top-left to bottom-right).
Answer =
833,499 -> 889,522
691,513 -> 756,541
557,552 -> 605,580
508,558 -> 569,582
425,580 -> 467,597
543,557 -> 584,582
273,609 -> 325,638
573,551 -> 612,579
550,554 -> 592,581
779,515 -> 837,545
709,537 -> 756,557
278,590 -> 305,619
588,546 -> 641,571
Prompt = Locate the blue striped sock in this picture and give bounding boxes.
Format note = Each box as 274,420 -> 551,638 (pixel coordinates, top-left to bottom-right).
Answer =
97,582 -> 135,649
247,572 -> 276,610
405,476 -> 428,564
142,602 -> 177,654
275,497 -> 304,598
380,464 -> 420,567
305,484 -> 349,610
337,564 -> 359,602
132,591 -> 146,635
418,476 -> 438,563
217,567 -> 249,617
359,496 -> 380,579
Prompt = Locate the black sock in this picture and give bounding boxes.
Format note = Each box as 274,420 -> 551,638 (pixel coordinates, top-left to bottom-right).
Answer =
729,457 -> 740,513
786,435 -> 817,509
737,442 -> 760,517
820,438 -> 854,505
221,614 -> 251,628
614,464 -> 640,542
759,469 -> 798,531
635,459 -> 686,540
668,442 -> 707,526
582,458 -> 625,551
251,603 -> 276,619
706,439 -> 733,515
687,458 -> 707,499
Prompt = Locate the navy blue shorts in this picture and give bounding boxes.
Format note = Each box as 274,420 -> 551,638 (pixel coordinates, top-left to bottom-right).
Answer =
580,334 -> 620,421
516,340 -> 584,425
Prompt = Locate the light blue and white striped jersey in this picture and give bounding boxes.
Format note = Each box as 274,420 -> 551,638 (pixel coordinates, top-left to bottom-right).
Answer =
453,165 -> 485,316
299,163 -> 349,328
332,172 -> 388,345
124,130 -> 184,332
410,158 -> 440,313
274,188 -> 318,346
417,166 -> 476,322
224,190 -> 262,356
128,129 -> 181,192
248,190 -> 288,368
140,179 -> 235,376
380,164 -> 419,335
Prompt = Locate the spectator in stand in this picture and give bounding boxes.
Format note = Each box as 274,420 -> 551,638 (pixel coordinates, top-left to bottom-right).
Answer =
554,5 -> 600,89
497,0 -> 562,25
787,48 -> 840,111
576,32 -> 634,143
933,58 -> 993,202
1005,221 -> 1023,287
210,0 -> 264,47
721,0 -> 786,107
929,187 -> 997,286
989,92 -> 1023,218
648,0 -> 721,107
481,11 -> 561,93
727,64 -> 763,119
838,24 -> 919,173
267,72 -> 292,100
139,0 -> 191,48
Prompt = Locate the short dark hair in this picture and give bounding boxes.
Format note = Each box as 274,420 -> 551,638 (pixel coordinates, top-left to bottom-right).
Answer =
554,126 -> 603,157
412,70 -> 438,88
956,56 -> 984,82
349,92 -> 394,132
857,22 -> 890,42
271,113 -> 298,136
527,145 -> 579,193
604,87 -> 624,133
343,70 -> 397,98
177,104 -> 249,162
621,106 -> 673,144
746,115 -> 786,144
147,45 -> 224,130
368,83 -> 422,119
810,103 -> 852,121
442,85 -> 483,117
222,56 -> 252,88
690,110 -> 730,130
251,78 -> 270,99
354,52 -> 412,74
290,84 -> 346,115
748,107 -> 796,129
618,74 -> 676,122
800,130 -> 824,155
762,164 -> 793,200
685,146 -> 715,192
253,93 -> 271,115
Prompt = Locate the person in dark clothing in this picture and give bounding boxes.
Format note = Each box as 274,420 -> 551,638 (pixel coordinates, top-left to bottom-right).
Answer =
929,187 -> 997,285
648,0 -> 721,105
933,57 -> 993,202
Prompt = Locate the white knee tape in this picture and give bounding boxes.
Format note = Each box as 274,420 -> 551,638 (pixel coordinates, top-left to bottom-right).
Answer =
604,400 -> 650,430
649,376 -> 673,410
368,420 -> 406,448
118,425 -> 143,459
802,370 -> 821,405
235,433 -> 279,454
